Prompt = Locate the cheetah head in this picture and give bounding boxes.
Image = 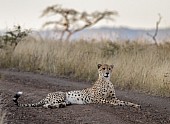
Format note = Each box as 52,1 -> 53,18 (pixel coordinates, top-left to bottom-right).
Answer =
97,64 -> 114,80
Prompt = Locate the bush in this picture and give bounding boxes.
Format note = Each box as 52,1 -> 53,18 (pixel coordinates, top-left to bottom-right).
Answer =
0,25 -> 30,49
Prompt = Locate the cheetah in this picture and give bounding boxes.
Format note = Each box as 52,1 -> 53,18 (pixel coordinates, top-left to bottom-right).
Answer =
13,64 -> 140,109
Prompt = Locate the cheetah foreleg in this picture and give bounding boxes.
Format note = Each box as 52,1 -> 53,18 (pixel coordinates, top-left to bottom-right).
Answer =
95,98 -> 140,109
108,98 -> 141,109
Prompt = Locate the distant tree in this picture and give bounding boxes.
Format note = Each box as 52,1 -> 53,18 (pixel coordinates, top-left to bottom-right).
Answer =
41,4 -> 117,41
147,14 -> 162,45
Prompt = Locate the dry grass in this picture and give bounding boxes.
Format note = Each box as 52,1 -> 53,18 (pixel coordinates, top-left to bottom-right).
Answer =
112,42 -> 170,96
0,37 -> 170,97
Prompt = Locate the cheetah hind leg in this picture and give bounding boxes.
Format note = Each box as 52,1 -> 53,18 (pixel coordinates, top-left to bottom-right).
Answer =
45,102 -> 67,109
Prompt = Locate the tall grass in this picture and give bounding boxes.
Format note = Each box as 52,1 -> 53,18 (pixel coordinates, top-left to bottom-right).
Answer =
0,36 -> 170,96
112,42 -> 170,96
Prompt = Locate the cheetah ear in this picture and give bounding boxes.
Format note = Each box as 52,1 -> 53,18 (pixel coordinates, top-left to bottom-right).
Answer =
97,64 -> 102,69
110,65 -> 114,69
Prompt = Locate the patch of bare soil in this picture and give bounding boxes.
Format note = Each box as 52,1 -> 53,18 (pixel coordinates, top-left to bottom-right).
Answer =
0,69 -> 170,124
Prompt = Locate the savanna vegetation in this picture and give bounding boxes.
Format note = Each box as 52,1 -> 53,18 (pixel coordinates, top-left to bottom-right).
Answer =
0,29 -> 170,97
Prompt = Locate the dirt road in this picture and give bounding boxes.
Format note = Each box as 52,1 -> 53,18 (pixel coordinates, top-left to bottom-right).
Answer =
0,69 -> 170,124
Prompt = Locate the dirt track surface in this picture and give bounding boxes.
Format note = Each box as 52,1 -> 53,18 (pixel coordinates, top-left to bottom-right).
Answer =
0,69 -> 170,124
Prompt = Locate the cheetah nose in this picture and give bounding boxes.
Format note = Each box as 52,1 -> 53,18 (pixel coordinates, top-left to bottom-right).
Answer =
106,72 -> 109,75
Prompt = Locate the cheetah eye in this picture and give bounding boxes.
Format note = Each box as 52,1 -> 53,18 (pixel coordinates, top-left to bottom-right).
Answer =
102,68 -> 105,70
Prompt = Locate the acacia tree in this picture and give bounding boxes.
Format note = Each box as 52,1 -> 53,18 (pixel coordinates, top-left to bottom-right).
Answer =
41,4 -> 117,41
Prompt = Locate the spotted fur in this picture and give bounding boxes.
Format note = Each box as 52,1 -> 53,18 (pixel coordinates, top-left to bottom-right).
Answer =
13,64 -> 140,109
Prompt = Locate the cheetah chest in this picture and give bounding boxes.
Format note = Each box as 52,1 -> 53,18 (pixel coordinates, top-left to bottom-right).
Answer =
93,80 -> 115,99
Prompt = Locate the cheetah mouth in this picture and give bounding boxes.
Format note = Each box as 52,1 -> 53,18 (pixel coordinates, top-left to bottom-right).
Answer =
104,75 -> 109,78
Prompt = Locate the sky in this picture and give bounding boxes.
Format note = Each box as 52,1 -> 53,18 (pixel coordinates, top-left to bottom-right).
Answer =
0,0 -> 170,30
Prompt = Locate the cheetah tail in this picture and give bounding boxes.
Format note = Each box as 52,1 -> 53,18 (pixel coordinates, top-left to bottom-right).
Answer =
13,91 -> 23,106
13,91 -> 45,107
